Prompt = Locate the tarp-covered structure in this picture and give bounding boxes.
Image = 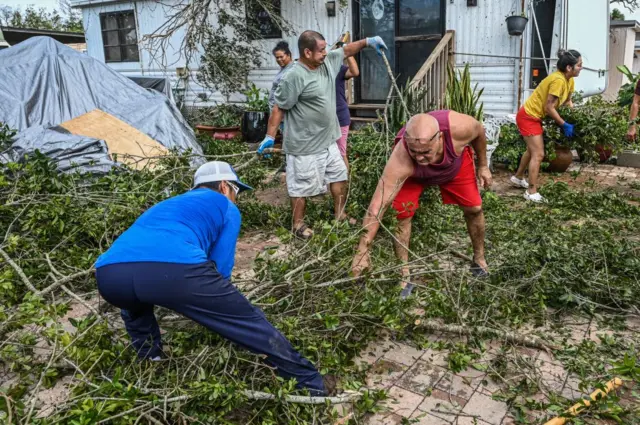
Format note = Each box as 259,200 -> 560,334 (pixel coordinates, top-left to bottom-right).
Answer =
0,37 -> 202,173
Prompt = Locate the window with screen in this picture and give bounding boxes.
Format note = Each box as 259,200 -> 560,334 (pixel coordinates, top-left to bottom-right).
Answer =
246,0 -> 282,39
100,10 -> 140,63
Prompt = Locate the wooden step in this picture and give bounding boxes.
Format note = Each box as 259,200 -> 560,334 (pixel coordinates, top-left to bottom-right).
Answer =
348,103 -> 385,111
350,116 -> 380,123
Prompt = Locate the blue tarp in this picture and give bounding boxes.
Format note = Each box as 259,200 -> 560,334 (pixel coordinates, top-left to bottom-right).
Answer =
0,36 -> 202,173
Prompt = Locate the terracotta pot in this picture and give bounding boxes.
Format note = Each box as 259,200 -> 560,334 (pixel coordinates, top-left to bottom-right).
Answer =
595,144 -> 613,163
195,125 -> 241,140
546,144 -> 573,173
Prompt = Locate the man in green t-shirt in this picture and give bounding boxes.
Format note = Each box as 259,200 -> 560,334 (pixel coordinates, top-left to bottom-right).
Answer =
258,30 -> 387,239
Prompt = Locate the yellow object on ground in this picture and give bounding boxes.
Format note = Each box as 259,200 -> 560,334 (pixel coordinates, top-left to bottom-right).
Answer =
60,109 -> 168,170
543,377 -> 623,425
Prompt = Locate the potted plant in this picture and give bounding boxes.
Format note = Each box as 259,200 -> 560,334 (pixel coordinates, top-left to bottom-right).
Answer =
195,104 -> 243,140
505,12 -> 528,36
544,140 -> 574,172
241,83 -> 270,143
550,98 -> 627,165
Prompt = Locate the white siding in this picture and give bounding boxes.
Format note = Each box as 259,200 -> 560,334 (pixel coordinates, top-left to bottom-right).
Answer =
79,0 -> 588,115
79,0 -> 351,106
446,0 -> 520,115
464,64 -> 517,116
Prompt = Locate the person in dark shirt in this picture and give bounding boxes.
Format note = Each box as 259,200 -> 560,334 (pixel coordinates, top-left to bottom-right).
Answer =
95,161 -> 328,395
334,41 -> 360,170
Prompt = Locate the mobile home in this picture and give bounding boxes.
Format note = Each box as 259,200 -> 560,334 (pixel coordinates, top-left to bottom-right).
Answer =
71,0 -> 609,117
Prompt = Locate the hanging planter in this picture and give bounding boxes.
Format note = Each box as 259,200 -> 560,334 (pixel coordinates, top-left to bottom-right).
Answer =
505,15 -> 528,36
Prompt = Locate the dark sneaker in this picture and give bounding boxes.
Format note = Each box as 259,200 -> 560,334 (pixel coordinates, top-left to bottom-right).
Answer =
322,374 -> 339,396
470,262 -> 489,278
400,283 -> 415,299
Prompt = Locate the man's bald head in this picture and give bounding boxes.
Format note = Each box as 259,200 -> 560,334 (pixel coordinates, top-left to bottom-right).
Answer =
403,113 -> 444,165
405,113 -> 440,139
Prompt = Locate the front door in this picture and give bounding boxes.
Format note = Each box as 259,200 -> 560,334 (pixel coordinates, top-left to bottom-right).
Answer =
355,0 -> 446,103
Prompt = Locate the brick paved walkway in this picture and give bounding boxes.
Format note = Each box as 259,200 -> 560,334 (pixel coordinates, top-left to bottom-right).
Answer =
356,318 -> 638,425
354,164 -> 639,425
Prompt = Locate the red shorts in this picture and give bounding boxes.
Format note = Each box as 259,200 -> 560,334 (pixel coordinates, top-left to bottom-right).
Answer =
392,147 -> 481,219
516,107 -> 543,137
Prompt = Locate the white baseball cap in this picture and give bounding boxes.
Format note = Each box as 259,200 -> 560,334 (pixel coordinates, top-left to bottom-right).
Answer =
193,161 -> 253,192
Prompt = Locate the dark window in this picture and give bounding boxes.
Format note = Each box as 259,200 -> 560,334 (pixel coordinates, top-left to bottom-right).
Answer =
247,0 -> 282,39
100,10 -> 140,63
399,0 -> 443,37
529,0 -> 556,88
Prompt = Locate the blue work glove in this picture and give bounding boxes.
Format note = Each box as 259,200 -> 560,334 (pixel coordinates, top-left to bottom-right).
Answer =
561,122 -> 575,138
257,135 -> 275,158
366,36 -> 388,56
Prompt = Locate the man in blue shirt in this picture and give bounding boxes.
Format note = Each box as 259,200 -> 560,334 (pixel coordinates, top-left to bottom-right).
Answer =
95,161 -> 327,395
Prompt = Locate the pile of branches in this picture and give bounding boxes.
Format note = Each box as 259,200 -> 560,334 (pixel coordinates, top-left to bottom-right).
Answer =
1,126 -> 640,423
0,134 -> 405,424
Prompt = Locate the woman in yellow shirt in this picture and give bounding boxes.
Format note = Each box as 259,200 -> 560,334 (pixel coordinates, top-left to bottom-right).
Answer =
511,49 -> 582,203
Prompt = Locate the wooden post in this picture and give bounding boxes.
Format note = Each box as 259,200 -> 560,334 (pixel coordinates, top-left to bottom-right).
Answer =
516,0 -> 526,110
448,30 -> 455,71
346,32 -> 353,105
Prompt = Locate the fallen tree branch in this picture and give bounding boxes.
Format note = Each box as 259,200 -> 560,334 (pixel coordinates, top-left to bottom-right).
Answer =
235,155 -> 259,172
381,52 -> 409,122
96,395 -> 190,424
92,389 -> 360,423
59,284 -> 100,317
0,247 -> 38,293
242,390 -> 361,405
235,148 -> 282,172
417,320 -> 560,350
0,392 -> 12,425
38,269 -> 95,296
448,249 -> 473,263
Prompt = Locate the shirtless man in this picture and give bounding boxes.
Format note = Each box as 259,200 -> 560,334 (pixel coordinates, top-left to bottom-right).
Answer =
351,111 -> 493,296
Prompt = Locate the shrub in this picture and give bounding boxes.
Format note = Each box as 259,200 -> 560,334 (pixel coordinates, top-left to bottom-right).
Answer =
616,65 -> 638,108
547,96 -> 627,161
445,63 -> 484,122
243,83 -> 270,112
495,96 -> 628,168
386,81 -> 429,134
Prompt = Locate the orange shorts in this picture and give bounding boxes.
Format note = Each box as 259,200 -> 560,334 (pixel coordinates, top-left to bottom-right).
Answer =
392,147 -> 481,219
516,107 -> 543,137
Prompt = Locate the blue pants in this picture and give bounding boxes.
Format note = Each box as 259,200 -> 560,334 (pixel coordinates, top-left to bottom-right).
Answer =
96,261 -> 326,395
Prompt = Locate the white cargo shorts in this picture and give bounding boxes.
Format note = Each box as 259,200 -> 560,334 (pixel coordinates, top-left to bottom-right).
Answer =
286,143 -> 348,198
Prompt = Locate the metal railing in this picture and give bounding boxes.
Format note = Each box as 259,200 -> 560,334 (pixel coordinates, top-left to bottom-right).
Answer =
410,30 -> 455,110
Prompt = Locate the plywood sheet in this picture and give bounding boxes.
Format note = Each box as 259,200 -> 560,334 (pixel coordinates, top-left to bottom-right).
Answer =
60,109 -> 168,170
